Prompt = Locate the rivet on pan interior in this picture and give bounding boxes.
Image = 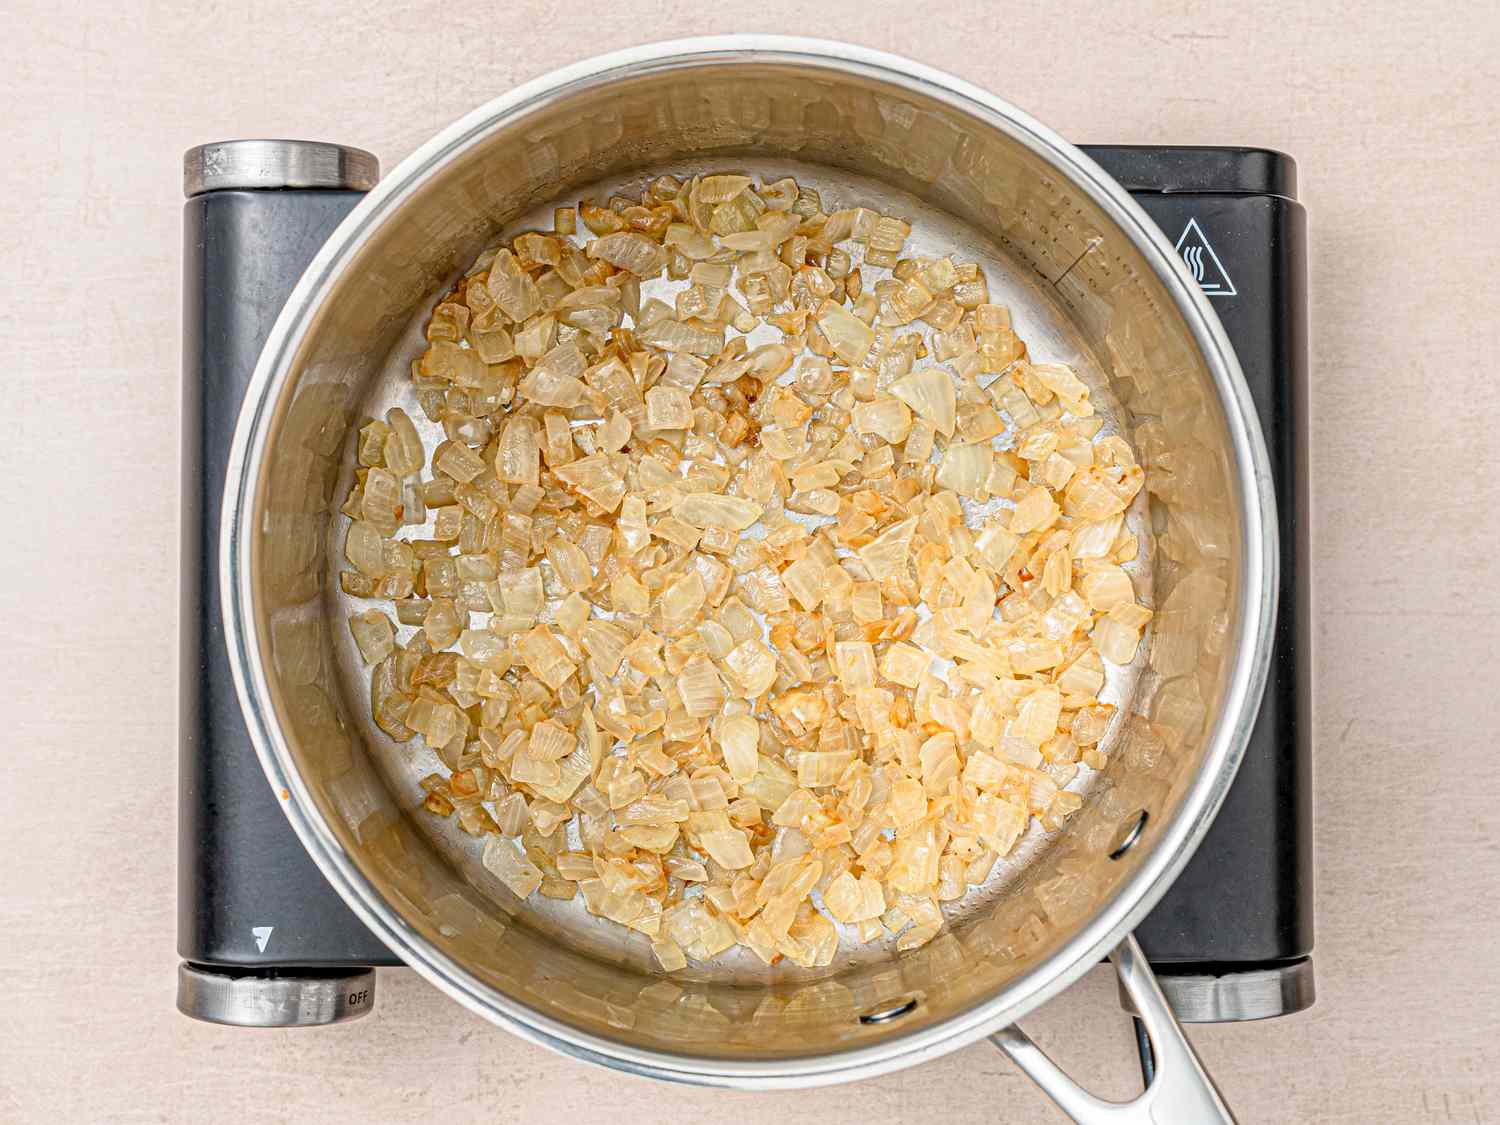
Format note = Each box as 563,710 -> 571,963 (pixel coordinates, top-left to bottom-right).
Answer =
1108,810 -> 1150,860
859,997 -> 919,1025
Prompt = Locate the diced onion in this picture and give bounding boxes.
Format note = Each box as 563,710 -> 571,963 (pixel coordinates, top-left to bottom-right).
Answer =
888,368 -> 956,437
483,837 -> 544,898
672,492 -> 761,531
345,170 -> 1149,970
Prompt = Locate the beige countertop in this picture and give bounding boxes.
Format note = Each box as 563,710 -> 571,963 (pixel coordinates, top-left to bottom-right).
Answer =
3,2 -> 1497,1121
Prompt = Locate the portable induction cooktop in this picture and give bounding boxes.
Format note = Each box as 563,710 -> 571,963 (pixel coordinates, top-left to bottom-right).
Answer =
177,139 -> 1311,1034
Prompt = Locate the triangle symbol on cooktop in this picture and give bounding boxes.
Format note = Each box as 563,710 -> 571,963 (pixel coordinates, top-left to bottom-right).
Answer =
251,925 -> 274,953
1174,217 -> 1237,298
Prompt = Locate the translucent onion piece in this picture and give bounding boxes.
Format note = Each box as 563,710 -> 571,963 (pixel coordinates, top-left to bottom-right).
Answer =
587,231 -> 666,277
459,628 -> 509,671
358,419 -> 391,467
869,215 -> 912,256
1064,466 -> 1136,519
724,640 -> 778,699
637,318 -> 724,357
834,641 -> 876,689
495,792 -> 530,836
780,555 -> 825,612
935,443 -> 991,498
889,777 -> 927,829
888,368 -> 957,437
344,521 -> 387,577
491,417 -> 537,486
1031,363 -> 1093,415
699,828 -> 755,870
530,719 -> 575,760
665,223 -> 717,259
1011,685 -> 1062,746
661,571 -> 707,633
1081,565 -> 1134,611
887,820 -> 940,893
678,654 -> 725,717
851,397 -> 912,444
435,442 -> 486,483
645,385 -> 693,431
483,836 -> 543,899
697,174 -> 753,204
348,610 -> 395,665
651,938 -> 687,971
553,455 -> 626,513
1110,601 -> 1153,630
718,715 -> 760,782
880,642 -> 929,688
672,492 -> 762,531
516,626 -> 576,691
485,250 -> 540,322
798,751 -> 856,789
518,344 -> 587,406
975,523 -> 1021,573
1010,486 -> 1061,535
816,300 -> 875,365
422,598 -> 464,650
858,516 -> 918,580
824,873 -> 886,923
383,408 -> 425,477
360,467 -> 403,535
1093,617 -> 1142,665
1058,650 -> 1105,697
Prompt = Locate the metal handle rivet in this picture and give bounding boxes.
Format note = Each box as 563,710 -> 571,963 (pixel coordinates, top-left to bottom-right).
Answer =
1108,810 -> 1149,860
859,997 -> 919,1025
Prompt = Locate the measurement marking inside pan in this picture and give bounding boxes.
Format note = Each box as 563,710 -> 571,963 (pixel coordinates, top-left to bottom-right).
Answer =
1051,238 -> 1104,288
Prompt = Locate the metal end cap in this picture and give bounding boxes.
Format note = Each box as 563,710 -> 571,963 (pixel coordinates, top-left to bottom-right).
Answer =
177,963 -> 376,1027
1118,958 -> 1315,1023
183,139 -> 379,197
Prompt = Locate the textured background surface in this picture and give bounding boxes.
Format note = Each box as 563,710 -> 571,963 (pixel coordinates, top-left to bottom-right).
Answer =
3,2 -> 1498,1121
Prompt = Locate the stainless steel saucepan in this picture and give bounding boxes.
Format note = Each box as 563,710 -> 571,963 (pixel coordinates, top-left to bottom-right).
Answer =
221,36 -> 1275,1122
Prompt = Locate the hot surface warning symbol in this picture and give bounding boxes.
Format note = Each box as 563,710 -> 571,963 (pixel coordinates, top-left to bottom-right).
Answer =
1174,218 -> 1237,298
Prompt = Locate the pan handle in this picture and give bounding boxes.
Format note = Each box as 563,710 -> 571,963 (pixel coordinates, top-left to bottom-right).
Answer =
990,933 -> 1235,1124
